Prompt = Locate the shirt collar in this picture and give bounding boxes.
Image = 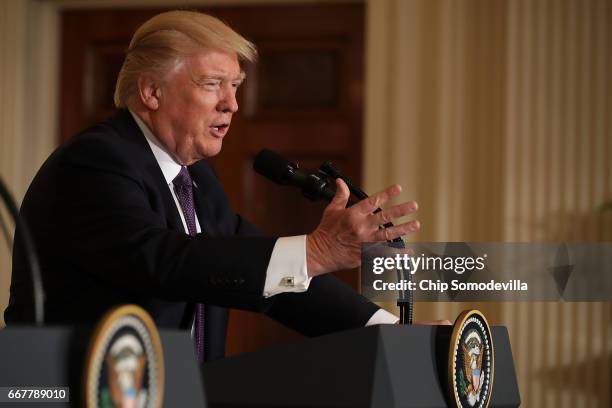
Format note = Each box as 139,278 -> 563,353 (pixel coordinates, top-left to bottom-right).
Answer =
129,109 -> 182,185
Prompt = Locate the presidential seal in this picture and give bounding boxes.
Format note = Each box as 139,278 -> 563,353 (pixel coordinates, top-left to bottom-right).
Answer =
448,310 -> 494,408
84,305 -> 164,408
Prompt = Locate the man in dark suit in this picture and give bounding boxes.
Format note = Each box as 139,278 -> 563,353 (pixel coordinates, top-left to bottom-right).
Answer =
5,10 -> 420,361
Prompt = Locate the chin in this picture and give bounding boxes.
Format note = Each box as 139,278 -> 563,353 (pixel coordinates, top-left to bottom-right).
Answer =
198,143 -> 223,160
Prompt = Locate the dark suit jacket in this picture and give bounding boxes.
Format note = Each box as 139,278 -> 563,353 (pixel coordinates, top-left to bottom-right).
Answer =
5,109 -> 380,360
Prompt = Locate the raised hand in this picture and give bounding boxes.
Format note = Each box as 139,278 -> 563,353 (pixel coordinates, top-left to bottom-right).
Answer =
306,179 -> 420,277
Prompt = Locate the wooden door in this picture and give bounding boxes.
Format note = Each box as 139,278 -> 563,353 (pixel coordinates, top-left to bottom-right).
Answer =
60,4 -> 365,355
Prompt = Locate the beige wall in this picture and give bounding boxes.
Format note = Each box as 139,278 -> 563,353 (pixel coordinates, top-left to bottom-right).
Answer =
0,0 -> 59,327
365,0 -> 611,407
0,1 -> 26,329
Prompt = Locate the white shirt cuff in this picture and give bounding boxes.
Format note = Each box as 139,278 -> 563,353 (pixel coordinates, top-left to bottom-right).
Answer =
365,309 -> 399,326
263,235 -> 312,297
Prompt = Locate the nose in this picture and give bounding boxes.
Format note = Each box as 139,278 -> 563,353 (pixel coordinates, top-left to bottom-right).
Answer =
218,87 -> 239,114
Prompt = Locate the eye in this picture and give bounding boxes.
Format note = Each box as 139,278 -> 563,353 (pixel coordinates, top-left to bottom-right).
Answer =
195,79 -> 221,89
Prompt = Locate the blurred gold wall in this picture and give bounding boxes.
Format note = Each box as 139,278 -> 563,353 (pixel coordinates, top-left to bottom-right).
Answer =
0,0 -> 59,328
0,1 -> 26,330
365,0 -> 611,406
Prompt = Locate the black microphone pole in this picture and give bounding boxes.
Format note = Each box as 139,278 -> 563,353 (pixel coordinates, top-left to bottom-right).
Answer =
0,177 -> 44,325
320,161 -> 413,325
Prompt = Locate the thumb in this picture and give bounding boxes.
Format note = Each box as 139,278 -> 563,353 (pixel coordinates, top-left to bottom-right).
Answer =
327,178 -> 350,210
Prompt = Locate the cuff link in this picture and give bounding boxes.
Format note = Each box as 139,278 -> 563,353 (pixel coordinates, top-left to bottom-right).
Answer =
280,276 -> 295,287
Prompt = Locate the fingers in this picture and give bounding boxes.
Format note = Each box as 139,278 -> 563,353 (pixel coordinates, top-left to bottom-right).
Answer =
326,178 -> 350,211
354,184 -> 402,213
372,220 -> 420,241
370,201 -> 418,226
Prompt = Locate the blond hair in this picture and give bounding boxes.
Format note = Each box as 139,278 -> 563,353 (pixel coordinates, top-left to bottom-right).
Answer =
114,10 -> 257,108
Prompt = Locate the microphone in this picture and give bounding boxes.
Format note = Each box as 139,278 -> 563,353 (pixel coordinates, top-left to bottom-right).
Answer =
318,161 -> 412,325
253,149 -> 336,202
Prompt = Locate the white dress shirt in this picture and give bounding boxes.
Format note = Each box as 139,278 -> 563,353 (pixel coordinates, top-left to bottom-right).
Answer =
130,111 -> 397,325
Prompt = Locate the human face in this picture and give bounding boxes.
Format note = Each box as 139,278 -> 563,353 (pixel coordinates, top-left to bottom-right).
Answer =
150,49 -> 244,165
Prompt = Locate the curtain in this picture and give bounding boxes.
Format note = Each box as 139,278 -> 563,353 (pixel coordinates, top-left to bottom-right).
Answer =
365,0 -> 611,406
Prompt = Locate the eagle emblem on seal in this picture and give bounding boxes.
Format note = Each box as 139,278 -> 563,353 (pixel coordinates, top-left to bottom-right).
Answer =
449,309 -> 493,408
460,330 -> 484,406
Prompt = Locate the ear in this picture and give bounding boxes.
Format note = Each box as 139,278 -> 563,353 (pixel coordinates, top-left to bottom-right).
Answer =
137,74 -> 162,111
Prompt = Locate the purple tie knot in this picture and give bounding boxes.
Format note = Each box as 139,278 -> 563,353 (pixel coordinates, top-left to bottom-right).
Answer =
173,167 -> 197,236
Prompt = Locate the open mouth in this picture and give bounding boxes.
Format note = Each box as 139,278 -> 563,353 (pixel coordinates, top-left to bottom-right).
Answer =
211,124 -> 229,131
210,123 -> 230,137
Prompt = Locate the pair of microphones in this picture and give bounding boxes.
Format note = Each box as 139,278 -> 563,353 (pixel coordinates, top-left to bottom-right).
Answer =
253,149 -> 401,242
253,149 -> 338,202
253,149 -> 365,205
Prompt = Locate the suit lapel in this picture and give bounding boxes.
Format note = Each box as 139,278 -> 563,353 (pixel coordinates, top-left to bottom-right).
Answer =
192,186 -> 220,237
106,109 -> 184,232
189,165 -> 221,237
146,160 -> 184,232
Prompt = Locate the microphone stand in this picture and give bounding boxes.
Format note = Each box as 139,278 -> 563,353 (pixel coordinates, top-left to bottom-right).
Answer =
319,162 -> 413,325
253,149 -> 413,324
0,177 -> 44,325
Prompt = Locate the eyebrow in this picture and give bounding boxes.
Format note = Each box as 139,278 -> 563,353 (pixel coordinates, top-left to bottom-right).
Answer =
196,72 -> 246,82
